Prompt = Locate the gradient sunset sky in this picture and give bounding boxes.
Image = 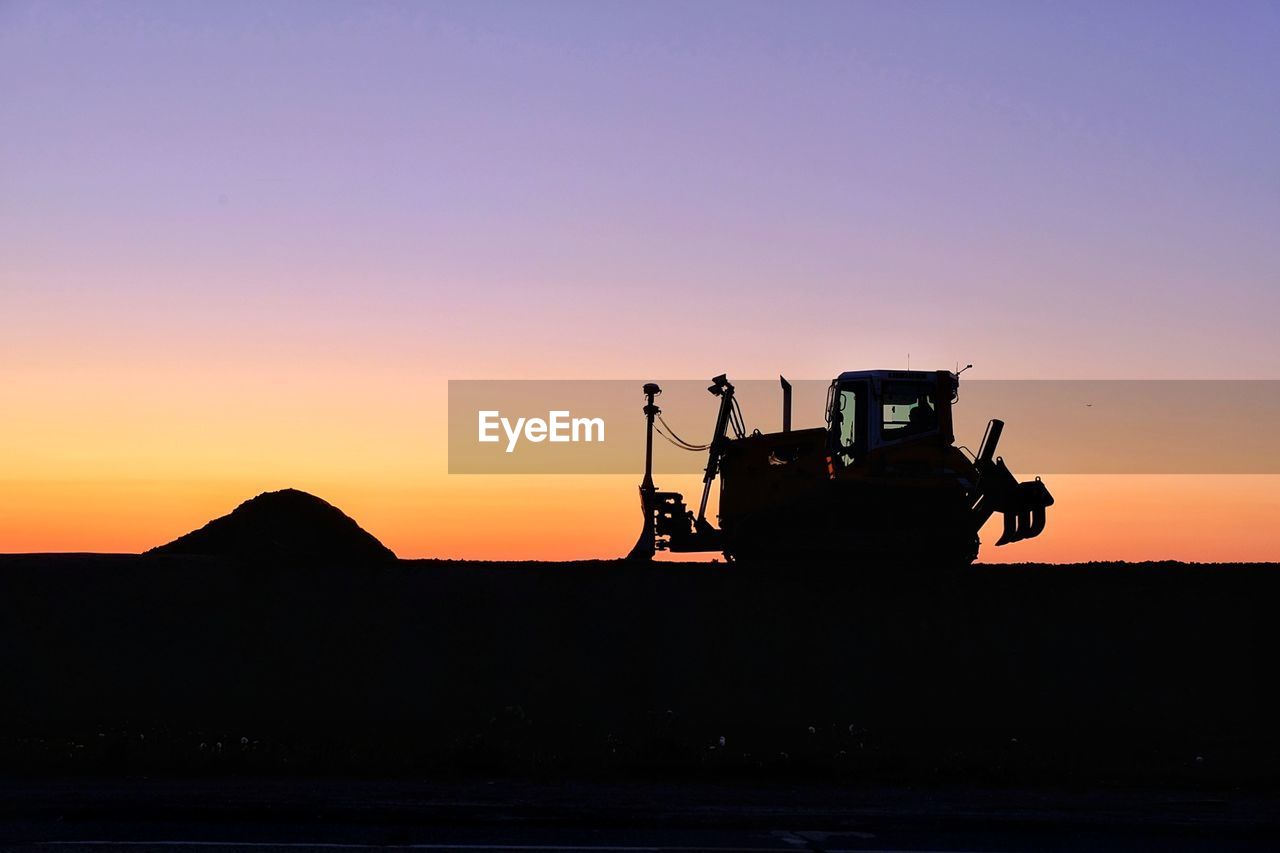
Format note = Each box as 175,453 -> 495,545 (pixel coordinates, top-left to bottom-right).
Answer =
3,1 -> 1278,561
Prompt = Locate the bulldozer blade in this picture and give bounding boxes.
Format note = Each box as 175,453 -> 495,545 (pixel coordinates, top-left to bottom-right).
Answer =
626,487 -> 656,561
626,528 -> 655,561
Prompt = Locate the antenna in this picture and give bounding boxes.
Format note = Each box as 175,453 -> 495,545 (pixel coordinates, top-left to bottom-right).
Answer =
907,353 -> 910,370
957,363 -> 973,376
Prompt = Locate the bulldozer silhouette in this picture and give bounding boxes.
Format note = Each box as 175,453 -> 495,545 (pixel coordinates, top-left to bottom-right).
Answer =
628,369 -> 1053,564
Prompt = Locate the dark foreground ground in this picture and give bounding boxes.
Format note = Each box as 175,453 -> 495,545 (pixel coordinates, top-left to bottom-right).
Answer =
1,555 -> 1278,847
3,775 -> 1279,851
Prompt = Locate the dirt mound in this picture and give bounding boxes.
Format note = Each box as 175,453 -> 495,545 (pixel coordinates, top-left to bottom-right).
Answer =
148,489 -> 396,564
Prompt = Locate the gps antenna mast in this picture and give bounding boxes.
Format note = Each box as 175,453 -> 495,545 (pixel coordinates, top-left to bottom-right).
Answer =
626,383 -> 662,561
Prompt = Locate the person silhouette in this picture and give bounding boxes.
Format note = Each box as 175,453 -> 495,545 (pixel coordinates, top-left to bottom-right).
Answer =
905,399 -> 935,435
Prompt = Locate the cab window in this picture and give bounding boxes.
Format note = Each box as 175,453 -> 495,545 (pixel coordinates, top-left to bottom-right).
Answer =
880,382 -> 937,442
828,381 -> 864,462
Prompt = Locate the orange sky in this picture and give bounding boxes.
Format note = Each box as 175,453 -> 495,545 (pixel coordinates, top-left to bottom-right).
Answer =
3,469 -> 1278,564
0,357 -> 1270,562
2,358 -> 1279,562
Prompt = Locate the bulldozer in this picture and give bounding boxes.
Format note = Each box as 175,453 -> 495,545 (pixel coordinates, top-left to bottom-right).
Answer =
627,370 -> 1053,565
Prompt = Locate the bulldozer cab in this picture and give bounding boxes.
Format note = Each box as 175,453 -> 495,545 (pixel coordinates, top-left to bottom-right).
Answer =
826,370 -> 957,464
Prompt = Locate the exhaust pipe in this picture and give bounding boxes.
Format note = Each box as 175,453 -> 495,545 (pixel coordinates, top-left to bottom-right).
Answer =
780,375 -> 792,432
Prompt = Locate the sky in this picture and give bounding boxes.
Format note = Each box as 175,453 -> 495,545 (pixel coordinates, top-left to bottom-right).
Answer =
2,1 -> 1278,561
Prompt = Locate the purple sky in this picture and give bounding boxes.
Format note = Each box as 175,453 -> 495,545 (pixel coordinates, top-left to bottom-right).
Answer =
3,0 -> 1278,382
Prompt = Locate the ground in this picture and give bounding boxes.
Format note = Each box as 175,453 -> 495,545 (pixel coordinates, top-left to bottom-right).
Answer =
1,554 -> 1278,847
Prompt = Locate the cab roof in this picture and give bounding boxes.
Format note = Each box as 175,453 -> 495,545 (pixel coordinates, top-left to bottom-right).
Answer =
834,369 -> 946,384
